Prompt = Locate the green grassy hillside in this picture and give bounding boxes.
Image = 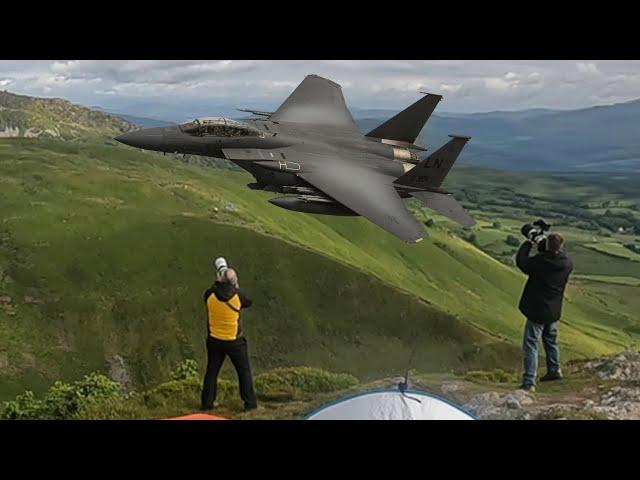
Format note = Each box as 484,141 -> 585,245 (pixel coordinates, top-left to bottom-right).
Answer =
1,137 -> 639,399
0,138 -> 520,399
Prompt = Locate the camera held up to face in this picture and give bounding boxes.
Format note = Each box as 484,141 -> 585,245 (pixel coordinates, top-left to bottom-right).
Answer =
521,219 -> 552,252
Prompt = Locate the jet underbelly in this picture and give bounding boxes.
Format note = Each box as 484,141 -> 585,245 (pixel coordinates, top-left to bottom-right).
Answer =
252,163 -> 306,187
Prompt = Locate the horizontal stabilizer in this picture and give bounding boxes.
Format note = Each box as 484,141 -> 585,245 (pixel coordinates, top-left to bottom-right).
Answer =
366,93 -> 442,144
394,134 -> 471,189
411,191 -> 475,228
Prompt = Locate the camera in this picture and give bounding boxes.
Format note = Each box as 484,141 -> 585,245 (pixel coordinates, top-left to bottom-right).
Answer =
521,219 -> 551,251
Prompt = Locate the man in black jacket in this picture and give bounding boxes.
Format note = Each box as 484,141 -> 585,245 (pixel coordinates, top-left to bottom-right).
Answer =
515,232 -> 573,392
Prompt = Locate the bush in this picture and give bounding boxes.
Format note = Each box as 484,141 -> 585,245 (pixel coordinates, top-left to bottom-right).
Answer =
170,359 -> 199,381
465,233 -> 478,245
464,368 -> 518,384
142,374 -> 235,410
0,391 -> 44,420
255,367 -> 358,401
505,235 -> 520,247
624,243 -> 640,254
1,372 -> 121,419
143,377 -> 201,409
42,372 -> 120,419
74,394 -> 148,420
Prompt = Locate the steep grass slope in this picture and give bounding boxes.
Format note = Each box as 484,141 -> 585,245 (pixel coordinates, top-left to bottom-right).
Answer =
0,138 -> 519,399
0,138 -> 637,398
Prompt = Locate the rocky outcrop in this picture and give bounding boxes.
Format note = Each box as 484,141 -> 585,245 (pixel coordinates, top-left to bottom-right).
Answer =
464,389 -> 536,420
461,351 -> 640,420
108,354 -> 132,395
0,90 -> 134,139
579,351 -> 640,381
0,127 -> 19,138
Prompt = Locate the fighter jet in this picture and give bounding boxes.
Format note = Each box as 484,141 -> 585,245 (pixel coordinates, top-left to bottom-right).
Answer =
115,74 -> 475,243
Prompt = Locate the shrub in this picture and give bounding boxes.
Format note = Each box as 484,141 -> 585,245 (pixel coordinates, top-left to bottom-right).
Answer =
624,243 -> 640,254
0,391 -> 44,420
143,377 -> 201,409
170,359 -> 199,381
505,235 -> 520,247
42,372 -> 120,419
74,394 -> 148,420
142,376 -> 235,409
464,368 -> 518,384
465,233 -> 478,245
255,367 -> 358,401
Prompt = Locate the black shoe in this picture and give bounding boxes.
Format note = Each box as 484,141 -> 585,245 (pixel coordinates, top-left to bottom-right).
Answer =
540,371 -> 563,382
244,404 -> 258,411
200,401 -> 220,411
518,383 -> 536,392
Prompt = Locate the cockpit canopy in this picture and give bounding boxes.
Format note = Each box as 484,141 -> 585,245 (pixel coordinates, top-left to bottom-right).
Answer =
180,117 -> 264,138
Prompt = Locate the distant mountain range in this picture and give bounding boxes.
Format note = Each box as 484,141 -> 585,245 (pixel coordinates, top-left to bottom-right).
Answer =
360,100 -> 640,173
90,107 -> 173,128
3,89 -> 639,172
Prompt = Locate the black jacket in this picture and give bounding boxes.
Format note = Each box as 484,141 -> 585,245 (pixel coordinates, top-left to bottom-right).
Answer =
516,241 -> 573,324
203,281 -> 252,308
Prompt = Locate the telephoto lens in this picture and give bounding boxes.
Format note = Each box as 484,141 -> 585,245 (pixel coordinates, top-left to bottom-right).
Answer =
214,257 -> 228,275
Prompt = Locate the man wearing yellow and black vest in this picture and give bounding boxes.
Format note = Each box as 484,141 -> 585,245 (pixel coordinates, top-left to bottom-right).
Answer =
201,257 -> 257,411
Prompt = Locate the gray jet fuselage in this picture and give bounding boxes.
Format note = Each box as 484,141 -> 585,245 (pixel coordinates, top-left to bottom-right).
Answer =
121,119 -> 414,192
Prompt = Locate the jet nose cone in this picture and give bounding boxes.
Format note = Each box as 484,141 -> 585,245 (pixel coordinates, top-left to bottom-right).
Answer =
115,127 -> 166,151
115,131 -> 139,147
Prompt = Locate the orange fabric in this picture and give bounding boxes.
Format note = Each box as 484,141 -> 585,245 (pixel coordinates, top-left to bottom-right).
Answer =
166,413 -> 228,420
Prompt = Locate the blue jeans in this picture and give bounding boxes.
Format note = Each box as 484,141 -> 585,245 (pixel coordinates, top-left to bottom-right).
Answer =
522,319 -> 560,386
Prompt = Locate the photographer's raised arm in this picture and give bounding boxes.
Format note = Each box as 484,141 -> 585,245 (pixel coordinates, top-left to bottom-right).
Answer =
237,289 -> 253,309
516,240 -> 543,275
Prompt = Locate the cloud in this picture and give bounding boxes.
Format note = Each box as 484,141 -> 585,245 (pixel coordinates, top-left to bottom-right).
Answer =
439,83 -> 462,93
484,77 -> 512,92
576,62 -> 599,74
0,60 -> 639,113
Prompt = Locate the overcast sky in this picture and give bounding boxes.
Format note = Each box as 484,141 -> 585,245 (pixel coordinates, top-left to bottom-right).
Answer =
1,60 -> 640,114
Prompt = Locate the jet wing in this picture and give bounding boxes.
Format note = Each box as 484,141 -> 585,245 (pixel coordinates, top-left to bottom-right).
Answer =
299,162 -> 426,243
269,75 -> 360,132
410,191 -> 476,228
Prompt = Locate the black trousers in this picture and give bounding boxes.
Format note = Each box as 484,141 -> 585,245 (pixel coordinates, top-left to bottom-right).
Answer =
201,336 -> 257,410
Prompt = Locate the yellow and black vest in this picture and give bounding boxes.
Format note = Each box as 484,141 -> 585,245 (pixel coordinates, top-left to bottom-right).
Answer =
206,292 -> 242,341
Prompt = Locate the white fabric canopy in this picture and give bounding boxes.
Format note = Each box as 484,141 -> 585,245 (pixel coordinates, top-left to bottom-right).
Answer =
305,389 -> 474,420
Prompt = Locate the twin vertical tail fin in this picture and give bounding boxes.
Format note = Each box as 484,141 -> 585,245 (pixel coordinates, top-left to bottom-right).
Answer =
394,134 -> 471,189
394,135 -> 476,228
366,93 -> 442,145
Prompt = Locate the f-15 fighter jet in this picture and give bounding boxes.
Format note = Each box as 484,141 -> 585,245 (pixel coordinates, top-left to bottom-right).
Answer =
116,74 -> 475,243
